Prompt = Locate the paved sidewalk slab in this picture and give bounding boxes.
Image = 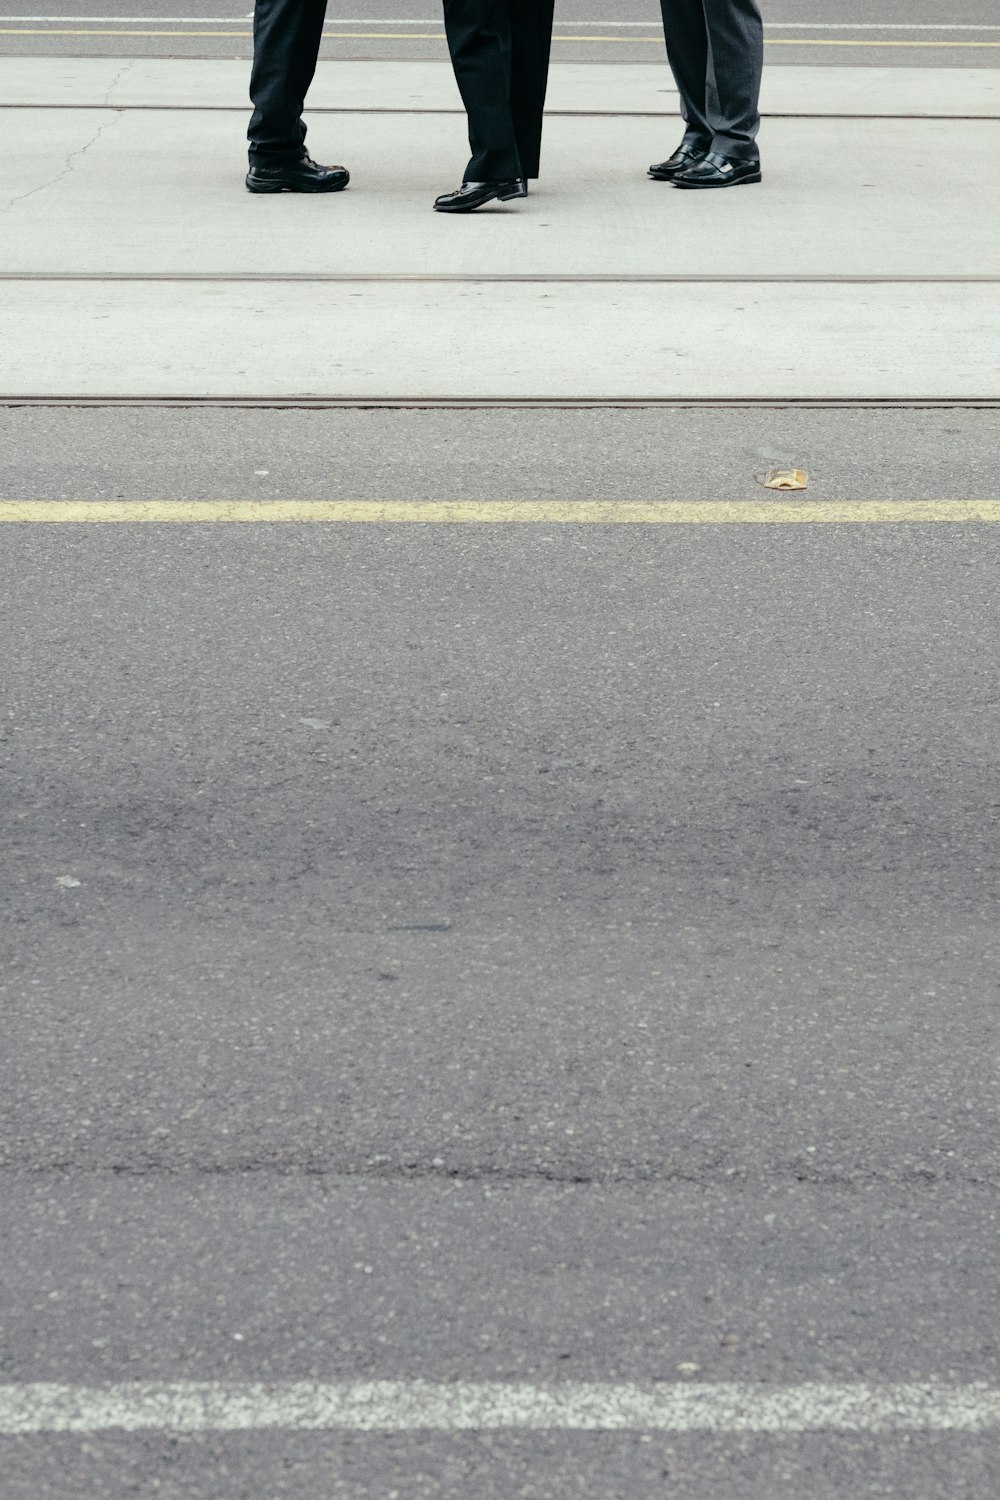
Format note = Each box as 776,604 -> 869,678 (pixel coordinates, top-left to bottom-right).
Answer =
3,57 -> 995,400
3,281 -> 998,399
1,58 -> 998,118
3,113 -> 998,279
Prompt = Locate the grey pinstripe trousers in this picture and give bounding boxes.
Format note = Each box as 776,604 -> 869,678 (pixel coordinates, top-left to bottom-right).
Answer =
659,0 -> 764,161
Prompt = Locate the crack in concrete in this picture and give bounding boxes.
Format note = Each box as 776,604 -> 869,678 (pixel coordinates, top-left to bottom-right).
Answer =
1,63 -> 134,213
101,57 -> 137,108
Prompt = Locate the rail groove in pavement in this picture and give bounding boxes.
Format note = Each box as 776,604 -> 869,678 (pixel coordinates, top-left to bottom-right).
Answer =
5,105 -> 999,120
3,273 -> 1000,285
5,397 -> 1000,409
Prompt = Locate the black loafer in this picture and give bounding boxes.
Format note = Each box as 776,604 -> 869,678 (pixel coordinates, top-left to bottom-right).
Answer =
246,155 -> 350,193
648,144 -> 707,181
673,151 -> 761,189
433,179 -> 528,213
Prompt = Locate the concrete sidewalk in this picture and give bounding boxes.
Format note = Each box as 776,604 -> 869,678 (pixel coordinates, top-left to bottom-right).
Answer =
1,59 -> 998,400
3,58 -> 1000,116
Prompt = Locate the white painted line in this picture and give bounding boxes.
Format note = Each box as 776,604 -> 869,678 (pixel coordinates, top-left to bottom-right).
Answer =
2,1382 -> 1000,1435
0,14 -> 255,19
2,16 -> 999,28
762,22 -> 1000,29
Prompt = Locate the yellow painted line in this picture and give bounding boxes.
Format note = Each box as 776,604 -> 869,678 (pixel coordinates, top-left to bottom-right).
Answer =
0,27 -> 369,34
2,501 -> 1000,525
3,29 -> 1000,47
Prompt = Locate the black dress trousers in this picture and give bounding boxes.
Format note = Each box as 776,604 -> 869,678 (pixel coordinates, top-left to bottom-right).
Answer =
247,0 -> 328,163
443,0 -> 555,182
660,0 -> 763,161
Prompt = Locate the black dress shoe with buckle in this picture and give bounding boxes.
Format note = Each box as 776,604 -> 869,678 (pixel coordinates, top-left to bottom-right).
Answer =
672,151 -> 761,189
245,155 -> 350,193
648,143 -> 707,181
433,179 -> 528,213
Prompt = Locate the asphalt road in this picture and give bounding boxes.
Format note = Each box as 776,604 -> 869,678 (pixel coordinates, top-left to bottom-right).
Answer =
1,0 -> 998,63
3,406 -> 1000,1496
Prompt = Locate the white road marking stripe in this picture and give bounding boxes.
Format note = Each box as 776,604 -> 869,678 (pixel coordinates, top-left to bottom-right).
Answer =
756,21 -> 1000,29
1,16 -> 998,28
0,13 -> 250,18
2,1382 -> 1000,1435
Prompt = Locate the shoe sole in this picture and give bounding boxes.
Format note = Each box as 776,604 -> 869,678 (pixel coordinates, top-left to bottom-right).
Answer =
245,176 -> 350,194
673,171 -> 762,190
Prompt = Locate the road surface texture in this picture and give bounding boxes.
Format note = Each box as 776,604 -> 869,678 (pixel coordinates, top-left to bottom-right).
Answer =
3,405 -> 1000,1496
2,2 -> 999,1496
1,0 -> 999,64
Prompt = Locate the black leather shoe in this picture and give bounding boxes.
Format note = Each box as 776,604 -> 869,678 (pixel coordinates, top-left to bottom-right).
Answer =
245,155 -> 350,193
673,151 -> 761,189
648,143 -> 707,181
433,179 -> 528,213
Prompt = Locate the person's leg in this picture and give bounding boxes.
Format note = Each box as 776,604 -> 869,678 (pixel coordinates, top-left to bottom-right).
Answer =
658,0 -> 713,155
508,0 -> 554,180
443,0 -> 521,181
248,0 -> 328,164
701,0 -> 763,160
